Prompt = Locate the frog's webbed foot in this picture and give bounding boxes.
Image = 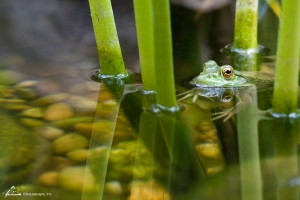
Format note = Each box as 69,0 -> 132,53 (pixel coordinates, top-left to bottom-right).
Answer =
177,90 -> 198,102
177,88 -> 214,103
212,94 -> 251,122
212,107 -> 237,122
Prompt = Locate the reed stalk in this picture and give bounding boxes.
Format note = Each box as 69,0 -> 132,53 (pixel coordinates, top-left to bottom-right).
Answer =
236,87 -> 262,200
88,0 -> 127,77
272,119 -> 299,200
133,0 -> 156,91
82,80 -> 125,200
151,0 -> 177,108
232,0 -> 258,71
272,0 -> 300,114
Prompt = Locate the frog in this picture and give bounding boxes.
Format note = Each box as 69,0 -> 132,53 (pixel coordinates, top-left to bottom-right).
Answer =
178,60 -> 274,121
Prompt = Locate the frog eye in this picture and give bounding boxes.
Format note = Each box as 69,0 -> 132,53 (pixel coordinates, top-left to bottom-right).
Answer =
221,66 -> 234,79
220,91 -> 233,102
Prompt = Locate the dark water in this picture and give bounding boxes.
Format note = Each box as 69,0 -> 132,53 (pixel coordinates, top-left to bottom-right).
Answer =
1,1 -> 298,200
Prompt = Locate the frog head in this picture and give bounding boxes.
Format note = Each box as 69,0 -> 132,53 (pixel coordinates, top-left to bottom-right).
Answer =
191,60 -> 248,87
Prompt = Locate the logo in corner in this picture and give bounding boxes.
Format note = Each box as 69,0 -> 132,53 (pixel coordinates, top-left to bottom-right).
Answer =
2,186 -> 22,198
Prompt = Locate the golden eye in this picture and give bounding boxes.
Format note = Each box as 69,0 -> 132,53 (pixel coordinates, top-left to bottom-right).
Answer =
222,66 -> 234,79
220,91 -> 233,102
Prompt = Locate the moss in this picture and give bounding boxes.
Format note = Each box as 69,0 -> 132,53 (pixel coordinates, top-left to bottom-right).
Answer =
233,8 -> 258,49
88,0 -> 127,77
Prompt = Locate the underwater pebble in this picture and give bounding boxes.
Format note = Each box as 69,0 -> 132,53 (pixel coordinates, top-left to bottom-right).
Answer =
44,102 -> 73,121
0,86 -> 15,98
15,80 -> 39,88
104,181 -> 123,195
0,70 -> 24,85
97,90 -> 113,102
67,96 -> 97,114
30,93 -> 69,106
101,100 -> 118,107
18,107 -> 43,118
0,98 -> 30,111
51,116 -> 94,129
16,88 -> 37,99
35,126 -> 64,140
52,133 -> 89,154
34,79 -> 62,95
85,81 -> 100,91
195,143 -> 222,159
68,83 -> 86,95
52,156 -> 73,171
0,98 -> 25,104
66,149 -> 89,163
57,166 -> 96,192
89,121 -> 116,143
85,92 -> 99,101
19,118 -> 46,127
74,123 -> 93,136
128,180 -> 171,200
38,171 -> 58,187
0,104 -> 30,111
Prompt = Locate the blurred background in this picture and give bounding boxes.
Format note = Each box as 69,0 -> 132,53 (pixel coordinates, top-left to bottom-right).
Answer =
0,0 -> 279,95
0,0 -> 236,77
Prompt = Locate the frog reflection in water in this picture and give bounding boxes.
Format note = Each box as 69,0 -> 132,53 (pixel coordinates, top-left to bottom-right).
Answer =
178,60 -> 274,121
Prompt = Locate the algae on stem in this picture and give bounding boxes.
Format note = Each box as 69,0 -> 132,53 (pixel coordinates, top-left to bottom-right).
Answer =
88,0 -> 127,77
234,8 -> 258,49
232,0 -> 258,71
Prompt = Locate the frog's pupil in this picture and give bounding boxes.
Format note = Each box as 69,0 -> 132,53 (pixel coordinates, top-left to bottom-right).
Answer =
225,69 -> 231,74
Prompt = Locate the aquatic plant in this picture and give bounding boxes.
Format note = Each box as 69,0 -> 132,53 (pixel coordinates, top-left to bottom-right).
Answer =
236,88 -> 262,200
266,0 -> 281,18
133,0 -> 156,91
82,80 -> 125,200
151,0 -> 177,109
133,0 -> 177,109
88,0 -> 128,77
272,0 -> 300,114
232,0 -> 258,71
272,120 -> 299,200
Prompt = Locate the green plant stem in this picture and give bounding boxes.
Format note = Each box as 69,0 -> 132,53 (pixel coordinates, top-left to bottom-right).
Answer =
272,120 -> 299,200
133,0 -> 156,91
234,0 -> 258,49
82,80 -> 124,200
88,0 -> 127,76
272,0 -> 300,114
151,0 -> 177,108
233,0 -> 258,71
237,88 -> 262,200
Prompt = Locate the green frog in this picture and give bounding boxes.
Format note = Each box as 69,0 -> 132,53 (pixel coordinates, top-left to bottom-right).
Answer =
191,60 -> 273,89
178,60 -> 274,120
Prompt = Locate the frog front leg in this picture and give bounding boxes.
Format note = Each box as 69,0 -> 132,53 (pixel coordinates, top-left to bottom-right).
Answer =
212,92 -> 253,121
